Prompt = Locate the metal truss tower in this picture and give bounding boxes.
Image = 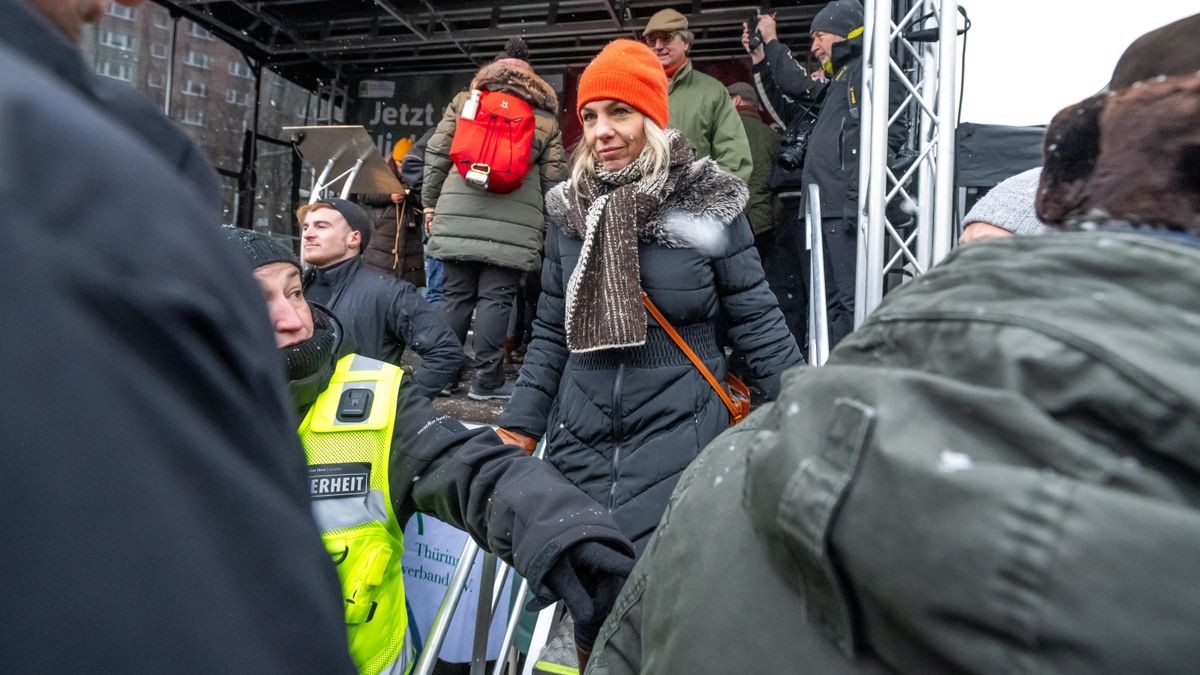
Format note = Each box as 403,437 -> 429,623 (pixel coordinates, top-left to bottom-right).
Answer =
854,0 -> 960,326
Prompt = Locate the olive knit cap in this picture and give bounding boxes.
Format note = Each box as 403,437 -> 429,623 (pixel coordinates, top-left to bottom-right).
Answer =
642,8 -> 688,35
576,39 -> 670,130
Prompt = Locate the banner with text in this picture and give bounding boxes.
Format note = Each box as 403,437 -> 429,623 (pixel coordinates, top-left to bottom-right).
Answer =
351,75 -> 474,159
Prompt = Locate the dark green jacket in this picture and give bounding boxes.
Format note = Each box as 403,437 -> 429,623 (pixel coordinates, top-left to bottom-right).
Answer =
423,61 -> 566,272
589,232 -> 1200,674
738,110 -> 779,236
667,61 -> 752,183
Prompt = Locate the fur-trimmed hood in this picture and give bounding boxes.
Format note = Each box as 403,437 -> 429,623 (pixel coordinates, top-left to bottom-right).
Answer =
1038,72 -> 1200,233
547,156 -> 750,251
471,61 -> 558,113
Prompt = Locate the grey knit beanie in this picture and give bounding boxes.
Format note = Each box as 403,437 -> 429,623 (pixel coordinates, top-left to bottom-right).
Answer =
964,167 -> 1047,236
221,226 -> 301,271
811,0 -> 864,38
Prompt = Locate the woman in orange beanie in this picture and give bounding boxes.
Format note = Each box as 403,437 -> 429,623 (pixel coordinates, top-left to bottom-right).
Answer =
502,36 -> 801,550
501,37 -> 802,669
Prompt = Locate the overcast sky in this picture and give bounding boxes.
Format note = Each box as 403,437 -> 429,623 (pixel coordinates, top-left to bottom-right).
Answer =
959,1 -> 1196,126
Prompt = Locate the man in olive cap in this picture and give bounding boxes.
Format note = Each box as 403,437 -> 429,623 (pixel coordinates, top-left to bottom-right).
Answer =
641,8 -> 752,182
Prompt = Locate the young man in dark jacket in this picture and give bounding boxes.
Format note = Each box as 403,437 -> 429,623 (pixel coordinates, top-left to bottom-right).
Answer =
588,15 -> 1200,674
2,0 -> 352,671
301,197 -> 464,399
227,227 -> 635,672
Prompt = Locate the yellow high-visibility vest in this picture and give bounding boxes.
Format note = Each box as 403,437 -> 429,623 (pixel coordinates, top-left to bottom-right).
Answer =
298,354 -> 412,675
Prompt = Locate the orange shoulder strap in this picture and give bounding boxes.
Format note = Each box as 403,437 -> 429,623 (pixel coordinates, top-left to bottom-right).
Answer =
642,293 -> 738,418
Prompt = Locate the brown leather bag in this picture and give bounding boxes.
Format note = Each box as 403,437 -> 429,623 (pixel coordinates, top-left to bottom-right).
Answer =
642,293 -> 751,425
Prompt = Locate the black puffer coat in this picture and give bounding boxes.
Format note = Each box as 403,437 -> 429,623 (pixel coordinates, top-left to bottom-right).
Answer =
501,159 -> 803,551
304,257 -> 463,399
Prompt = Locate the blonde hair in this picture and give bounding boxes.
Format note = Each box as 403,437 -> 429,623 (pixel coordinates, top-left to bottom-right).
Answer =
569,117 -> 671,194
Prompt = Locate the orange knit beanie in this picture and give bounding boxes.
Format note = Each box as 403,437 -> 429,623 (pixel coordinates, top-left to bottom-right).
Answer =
576,39 -> 669,130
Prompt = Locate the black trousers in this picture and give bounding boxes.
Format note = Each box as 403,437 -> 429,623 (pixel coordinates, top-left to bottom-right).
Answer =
440,260 -> 522,388
777,197 -> 857,348
754,229 -> 808,350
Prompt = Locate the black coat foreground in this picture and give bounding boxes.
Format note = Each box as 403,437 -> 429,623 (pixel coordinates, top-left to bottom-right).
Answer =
305,256 -> 464,399
1,3 -> 354,671
502,164 -> 803,552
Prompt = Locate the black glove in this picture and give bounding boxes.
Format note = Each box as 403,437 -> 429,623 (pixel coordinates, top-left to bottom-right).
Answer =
539,541 -> 635,651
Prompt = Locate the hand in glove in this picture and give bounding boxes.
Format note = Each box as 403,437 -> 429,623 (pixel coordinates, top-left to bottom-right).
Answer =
540,541 -> 635,655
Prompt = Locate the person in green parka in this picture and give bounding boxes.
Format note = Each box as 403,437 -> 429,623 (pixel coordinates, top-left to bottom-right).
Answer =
423,38 -> 566,400
641,9 -> 752,184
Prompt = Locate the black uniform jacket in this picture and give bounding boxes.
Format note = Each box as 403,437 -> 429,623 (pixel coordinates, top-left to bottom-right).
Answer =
306,256 -> 464,399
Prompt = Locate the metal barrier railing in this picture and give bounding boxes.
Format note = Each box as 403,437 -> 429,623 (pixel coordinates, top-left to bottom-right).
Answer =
807,184 -> 830,366
411,440 -> 557,675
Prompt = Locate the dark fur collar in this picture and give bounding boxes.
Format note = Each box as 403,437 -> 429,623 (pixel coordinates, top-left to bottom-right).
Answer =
1039,73 -> 1200,233
548,157 -> 749,249
471,61 -> 558,112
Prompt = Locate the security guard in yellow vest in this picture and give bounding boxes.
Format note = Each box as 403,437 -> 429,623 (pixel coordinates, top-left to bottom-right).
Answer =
224,227 -> 636,673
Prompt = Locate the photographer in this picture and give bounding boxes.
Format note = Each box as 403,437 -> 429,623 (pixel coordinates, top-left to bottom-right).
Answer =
745,1 -> 906,346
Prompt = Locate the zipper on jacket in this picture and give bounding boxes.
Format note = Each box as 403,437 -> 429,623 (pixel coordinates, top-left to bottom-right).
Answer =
607,361 -> 625,510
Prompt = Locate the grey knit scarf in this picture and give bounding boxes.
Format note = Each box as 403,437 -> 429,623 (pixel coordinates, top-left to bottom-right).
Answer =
562,131 -> 693,352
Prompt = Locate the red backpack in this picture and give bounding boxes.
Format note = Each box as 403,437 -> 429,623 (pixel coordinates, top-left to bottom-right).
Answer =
449,89 -> 536,194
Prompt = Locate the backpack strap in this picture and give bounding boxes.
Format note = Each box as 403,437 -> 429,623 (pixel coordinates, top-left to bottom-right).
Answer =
642,292 -> 739,419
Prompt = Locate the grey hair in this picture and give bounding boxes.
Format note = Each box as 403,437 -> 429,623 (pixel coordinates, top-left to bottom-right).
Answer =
678,29 -> 695,47
569,117 -> 672,195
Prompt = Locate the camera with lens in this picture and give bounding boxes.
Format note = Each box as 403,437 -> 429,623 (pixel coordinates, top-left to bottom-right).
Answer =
777,105 -> 819,170
768,106 -> 819,190
777,125 -> 811,170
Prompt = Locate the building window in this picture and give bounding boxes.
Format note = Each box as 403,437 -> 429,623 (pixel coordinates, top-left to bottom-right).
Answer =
189,22 -> 216,40
99,30 -> 136,51
95,60 -> 133,82
181,79 -> 207,97
183,50 -> 212,69
153,10 -> 171,29
150,42 -> 168,59
229,60 -> 255,79
106,4 -> 135,20
226,89 -> 254,107
181,109 -> 205,126
148,72 -> 165,89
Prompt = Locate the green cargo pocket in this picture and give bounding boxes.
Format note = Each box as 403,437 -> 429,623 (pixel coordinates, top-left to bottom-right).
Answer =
746,397 -> 876,657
